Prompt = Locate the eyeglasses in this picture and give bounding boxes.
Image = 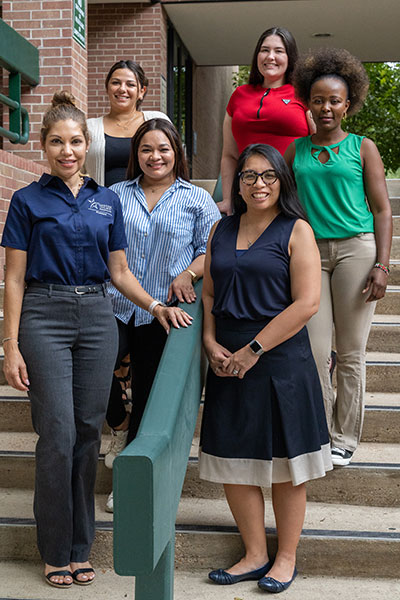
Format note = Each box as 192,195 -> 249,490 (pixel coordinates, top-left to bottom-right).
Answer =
238,169 -> 278,186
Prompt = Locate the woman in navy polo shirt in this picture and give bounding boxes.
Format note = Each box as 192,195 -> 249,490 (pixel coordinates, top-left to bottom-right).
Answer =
1,92 -> 191,589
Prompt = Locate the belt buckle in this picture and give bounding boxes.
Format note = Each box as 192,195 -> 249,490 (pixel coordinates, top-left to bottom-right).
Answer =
74,287 -> 86,295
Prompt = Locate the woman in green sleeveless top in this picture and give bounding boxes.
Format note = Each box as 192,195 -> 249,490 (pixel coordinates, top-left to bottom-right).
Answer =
285,48 -> 392,467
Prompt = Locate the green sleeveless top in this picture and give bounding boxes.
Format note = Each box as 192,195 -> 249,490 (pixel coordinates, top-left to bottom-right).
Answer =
293,134 -> 374,239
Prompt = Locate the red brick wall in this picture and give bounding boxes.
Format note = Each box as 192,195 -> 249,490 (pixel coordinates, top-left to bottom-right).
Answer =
87,3 -> 168,118
0,150 -> 47,278
2,0 -> 88,164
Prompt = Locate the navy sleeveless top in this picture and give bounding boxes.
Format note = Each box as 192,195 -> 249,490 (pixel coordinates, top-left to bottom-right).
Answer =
211,213 -> 297,320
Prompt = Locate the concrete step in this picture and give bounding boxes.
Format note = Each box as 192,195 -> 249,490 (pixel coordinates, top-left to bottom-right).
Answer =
375,285 -> 400,314
393,215 -> 400,235
365,351 -> 400,392
392,236 -> 400,259
366,314 -> 400,353
185,438 -> 400,507
0,563 -> 398,600
389,260 -> 400,285
387,179 -> 400,198
0,490 -> 399,578
0,387 -> 112,434
390,196 -> 400,215
0,435 -> 399,505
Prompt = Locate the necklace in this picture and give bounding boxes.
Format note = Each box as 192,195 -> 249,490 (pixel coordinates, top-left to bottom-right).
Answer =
72,175 -> 85,198
243,213 -> 276,247
113,112 -> 141,131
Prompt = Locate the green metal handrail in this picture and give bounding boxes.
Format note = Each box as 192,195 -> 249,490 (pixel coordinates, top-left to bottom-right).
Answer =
0,19 -> 39,144
113,281 -> 204,599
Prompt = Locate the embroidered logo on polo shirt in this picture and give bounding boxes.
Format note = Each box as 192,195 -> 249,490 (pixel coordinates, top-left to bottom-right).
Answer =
87,199 -> 113,216
282,99 -> 291,104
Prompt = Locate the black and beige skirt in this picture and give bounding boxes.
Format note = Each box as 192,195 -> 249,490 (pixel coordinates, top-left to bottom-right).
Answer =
199,318 -> 332,487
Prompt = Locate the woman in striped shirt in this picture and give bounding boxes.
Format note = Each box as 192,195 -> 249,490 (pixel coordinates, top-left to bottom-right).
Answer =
104,119 -> 220,511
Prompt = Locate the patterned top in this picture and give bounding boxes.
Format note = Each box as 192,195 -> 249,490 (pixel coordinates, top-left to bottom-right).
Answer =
109,177 -> 221,326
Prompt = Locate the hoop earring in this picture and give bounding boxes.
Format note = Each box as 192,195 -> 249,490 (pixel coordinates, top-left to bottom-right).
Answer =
343,112 -> 347,121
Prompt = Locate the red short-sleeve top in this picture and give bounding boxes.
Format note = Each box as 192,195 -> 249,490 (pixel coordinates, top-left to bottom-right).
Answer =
226,83 -> 309,155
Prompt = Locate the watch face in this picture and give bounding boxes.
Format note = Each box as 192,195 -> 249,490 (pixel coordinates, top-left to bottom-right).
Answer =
250,340 -> 263,354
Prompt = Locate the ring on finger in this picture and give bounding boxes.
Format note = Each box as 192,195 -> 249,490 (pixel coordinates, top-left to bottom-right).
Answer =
232,369 -> 239,375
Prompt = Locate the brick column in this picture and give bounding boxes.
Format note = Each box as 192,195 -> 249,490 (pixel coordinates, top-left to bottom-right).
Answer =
87,3 -> 168,118
2,0 -> 88,163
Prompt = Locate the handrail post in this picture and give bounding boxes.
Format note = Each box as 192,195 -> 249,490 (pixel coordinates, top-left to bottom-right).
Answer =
9,72 -> 22,139
134,535 -> 174,600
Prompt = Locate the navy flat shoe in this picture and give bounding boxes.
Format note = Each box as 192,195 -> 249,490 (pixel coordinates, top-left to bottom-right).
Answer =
208,560 -> 272,585
258,566 -> 298,593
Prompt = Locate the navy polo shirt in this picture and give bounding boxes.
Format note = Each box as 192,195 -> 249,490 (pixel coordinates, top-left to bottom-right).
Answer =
1,173 -> 128,285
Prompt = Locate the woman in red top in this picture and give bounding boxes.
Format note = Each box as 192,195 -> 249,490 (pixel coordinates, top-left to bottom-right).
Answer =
219,27 -> 314,215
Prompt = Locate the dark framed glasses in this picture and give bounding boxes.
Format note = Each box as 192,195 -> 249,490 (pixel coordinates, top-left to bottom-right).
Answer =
238,169 -> 278,186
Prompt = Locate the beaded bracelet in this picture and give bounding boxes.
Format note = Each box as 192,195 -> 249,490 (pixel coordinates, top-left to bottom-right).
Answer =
374,262 -> 390,275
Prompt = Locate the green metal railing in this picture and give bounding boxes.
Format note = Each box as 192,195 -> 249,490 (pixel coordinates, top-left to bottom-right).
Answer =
113,281 -> 204,599
0,19 -> 39,144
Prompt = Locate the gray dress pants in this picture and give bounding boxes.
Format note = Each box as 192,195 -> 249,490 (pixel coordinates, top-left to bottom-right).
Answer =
19,285 -> 118,566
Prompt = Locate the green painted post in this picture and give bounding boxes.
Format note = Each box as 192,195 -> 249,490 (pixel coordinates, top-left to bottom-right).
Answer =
113,282 -> 204,599
134,537 -> 174,599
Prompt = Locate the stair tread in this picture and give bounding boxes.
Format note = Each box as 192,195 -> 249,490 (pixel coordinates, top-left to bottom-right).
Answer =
366,351 -> 400,362
0,487 -> 398,536
371,314 -> 400,324
0,562 -> 397,600
364,392 -> 400,407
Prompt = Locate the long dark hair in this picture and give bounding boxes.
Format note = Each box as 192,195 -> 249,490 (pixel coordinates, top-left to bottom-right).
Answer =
233,144 -> 307,221
248,27 -> 298,86
126,118 -> 190,182
105,60 -> 149,109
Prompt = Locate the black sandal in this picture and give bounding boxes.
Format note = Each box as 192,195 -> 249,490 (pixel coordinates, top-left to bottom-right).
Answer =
45,569 -> 73,588
71,567 -> 96,586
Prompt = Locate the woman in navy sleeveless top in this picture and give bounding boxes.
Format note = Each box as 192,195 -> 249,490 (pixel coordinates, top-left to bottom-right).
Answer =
200,144 -> 332,593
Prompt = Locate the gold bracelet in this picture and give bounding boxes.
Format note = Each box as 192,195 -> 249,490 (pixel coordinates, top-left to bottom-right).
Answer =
185,269 -> 198,283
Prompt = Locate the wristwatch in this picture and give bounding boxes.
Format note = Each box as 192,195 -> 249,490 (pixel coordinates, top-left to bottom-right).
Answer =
249,339 -> 265,356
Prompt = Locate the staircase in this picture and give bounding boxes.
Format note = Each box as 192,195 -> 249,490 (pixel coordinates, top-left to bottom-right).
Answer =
0,181 -> 399,599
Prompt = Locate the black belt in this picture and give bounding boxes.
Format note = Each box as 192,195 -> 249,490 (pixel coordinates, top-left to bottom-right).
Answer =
27,282 -> 107,295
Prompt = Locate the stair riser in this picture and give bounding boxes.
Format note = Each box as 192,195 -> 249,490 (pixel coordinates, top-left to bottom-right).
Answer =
366,326 -> 400,353
375,291 -> 400,315
388,264 -> 400,285
366,364 -> 400,392
1,455 -> 399,506
0,400 -> 111,433
390,197 -> 400,215
182,463 -> 400,507
194,406 -> 400,444
0,524 -> 398,578
393,217 -> 400,236
1,361 -> 398,391
0,456 -> 112,493
391,237 -> 400,259
362,408 -> 400,443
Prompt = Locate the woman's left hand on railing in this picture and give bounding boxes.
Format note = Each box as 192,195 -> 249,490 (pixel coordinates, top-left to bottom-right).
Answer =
153,304 -> 193,334
167,271 -> 196,304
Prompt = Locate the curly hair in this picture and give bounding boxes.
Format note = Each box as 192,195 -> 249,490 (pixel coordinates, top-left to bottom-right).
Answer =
292,47 -> 369,116
41,91 -> 89,145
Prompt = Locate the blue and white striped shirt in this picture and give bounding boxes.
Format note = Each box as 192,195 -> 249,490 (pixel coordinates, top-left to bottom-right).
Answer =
108,176 -> 220,326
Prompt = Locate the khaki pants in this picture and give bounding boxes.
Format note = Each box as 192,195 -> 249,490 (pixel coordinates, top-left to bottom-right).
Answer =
307,234 -> 376,452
